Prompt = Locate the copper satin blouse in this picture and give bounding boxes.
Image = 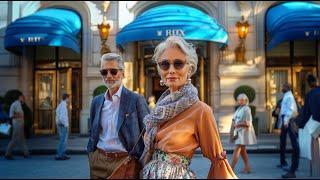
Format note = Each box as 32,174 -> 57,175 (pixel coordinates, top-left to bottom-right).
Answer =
154,101 -> 237,179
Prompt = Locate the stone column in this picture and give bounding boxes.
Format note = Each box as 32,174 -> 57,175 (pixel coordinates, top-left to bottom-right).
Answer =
20,46 -> 34,111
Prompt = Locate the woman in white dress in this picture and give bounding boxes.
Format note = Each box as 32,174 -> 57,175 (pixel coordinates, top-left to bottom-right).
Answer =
230,93 -> 257,173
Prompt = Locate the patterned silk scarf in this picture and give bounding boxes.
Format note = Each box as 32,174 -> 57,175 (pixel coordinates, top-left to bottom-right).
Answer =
139,83 -> 199,165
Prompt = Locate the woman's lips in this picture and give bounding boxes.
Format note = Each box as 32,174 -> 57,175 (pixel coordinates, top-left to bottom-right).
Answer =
167,77 -> 177,81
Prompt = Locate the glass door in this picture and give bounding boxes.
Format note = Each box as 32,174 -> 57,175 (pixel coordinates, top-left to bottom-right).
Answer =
71,69 -> 82,133
266,67 -> 291,132
292,66 -> 317,100
34,70 -> 56,134
57,68 -> 72,132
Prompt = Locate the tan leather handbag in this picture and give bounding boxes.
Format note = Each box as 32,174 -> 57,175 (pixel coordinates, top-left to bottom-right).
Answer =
108,129 -> 145,179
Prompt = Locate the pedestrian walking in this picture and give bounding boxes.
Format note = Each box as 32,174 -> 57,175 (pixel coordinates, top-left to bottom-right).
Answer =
5,92 -> 29,160
277,83 -> 298,172
140,36 -> 237,179
293,74 -> 320,178
87,53 -> 149,179
230,93 -> 257,174
55,93 -> 70,160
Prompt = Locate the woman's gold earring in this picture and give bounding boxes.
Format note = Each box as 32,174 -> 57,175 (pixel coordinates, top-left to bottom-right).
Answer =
160,79 -> 165,86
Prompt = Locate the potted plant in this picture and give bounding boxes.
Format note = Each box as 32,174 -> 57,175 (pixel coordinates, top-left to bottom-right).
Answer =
93,85 -> 107,97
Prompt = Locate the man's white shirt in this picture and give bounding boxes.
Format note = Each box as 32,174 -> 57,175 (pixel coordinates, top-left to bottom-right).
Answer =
97,85 -> 127,152
56,100 -> 69,127
280,91 -> 298,126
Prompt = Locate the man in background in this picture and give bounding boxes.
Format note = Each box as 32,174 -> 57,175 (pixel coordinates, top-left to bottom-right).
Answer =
5,93 -> 29,160
55,93 -> 71,160
277,83 -> 298,176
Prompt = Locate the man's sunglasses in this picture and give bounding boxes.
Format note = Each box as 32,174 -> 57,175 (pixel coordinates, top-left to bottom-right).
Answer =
99,68 -> 121,76
157,59 -> 188,71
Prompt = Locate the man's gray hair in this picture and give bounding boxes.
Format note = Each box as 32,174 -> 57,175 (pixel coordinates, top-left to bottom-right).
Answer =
152,36 -> 198,76
100,53 -> 125,70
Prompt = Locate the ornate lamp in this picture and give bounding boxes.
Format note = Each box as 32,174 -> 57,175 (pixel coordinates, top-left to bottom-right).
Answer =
98,1 -> 111,55
234,16 -> 250,64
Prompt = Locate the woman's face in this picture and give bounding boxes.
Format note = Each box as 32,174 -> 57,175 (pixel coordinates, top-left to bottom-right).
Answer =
238,98 -> 246,106
157,46 -> 191,92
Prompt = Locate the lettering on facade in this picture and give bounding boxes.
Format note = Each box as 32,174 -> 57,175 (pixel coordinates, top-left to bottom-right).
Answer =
305,30 -> 320,37
20,37 -> 42,43
156,29 -> 185,37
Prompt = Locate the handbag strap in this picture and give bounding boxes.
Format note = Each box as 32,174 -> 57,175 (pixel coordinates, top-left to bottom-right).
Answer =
129,128 -> 145,156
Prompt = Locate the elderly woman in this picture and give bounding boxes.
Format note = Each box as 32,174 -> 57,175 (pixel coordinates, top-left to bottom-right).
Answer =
230,93 -> 257,174
139,36 -> 237,179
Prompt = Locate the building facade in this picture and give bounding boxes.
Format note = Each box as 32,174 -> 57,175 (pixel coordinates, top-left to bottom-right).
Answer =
0,1 -> 319,135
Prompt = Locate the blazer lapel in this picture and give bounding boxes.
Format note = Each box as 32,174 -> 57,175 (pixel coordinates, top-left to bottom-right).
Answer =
117,87 -> 131,133
96,95 -> 105,130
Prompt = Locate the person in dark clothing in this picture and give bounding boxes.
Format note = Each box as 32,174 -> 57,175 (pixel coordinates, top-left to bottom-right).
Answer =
280,99 -> 303,179
277,83 -> 299,177
272,99 -> 282,129
290,75 -> 320,178
294,75 -> 320,128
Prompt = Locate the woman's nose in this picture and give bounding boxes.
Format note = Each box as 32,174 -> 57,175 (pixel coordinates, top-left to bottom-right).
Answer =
168,64 -> 176,74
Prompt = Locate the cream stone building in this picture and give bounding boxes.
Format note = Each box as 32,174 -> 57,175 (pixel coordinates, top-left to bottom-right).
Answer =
0,1 -> 319,135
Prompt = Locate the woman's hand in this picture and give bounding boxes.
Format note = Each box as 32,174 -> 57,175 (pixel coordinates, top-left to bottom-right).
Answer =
234,122 -> 250,128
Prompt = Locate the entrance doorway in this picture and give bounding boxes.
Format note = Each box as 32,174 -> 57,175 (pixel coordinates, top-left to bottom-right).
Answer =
34,46 -> 82,134
138,42 -> 209,103
266,40 -> 318,132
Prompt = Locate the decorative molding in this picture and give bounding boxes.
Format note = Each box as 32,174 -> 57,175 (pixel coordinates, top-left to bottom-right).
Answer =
237,1 -> 252,12
40,1 -> 93,66
130,1 -> 218,18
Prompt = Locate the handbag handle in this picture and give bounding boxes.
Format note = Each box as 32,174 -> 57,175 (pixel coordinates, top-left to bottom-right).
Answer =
129,128 -> 145,156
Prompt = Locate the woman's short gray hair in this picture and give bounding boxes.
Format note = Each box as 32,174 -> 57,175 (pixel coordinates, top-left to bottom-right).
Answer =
100,53 -> 125,70
237,93 -> 249,105
152,36 -> 198,76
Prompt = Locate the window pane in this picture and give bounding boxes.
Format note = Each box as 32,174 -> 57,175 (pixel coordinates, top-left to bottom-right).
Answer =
58,47 -> 80,60
266,42 -> 290,66
293,40 -> 316,66
36,46 -> 56,61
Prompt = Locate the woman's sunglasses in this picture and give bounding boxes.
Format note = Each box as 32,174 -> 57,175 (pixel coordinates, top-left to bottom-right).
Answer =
99,68 -> 121,76
157,59 -> 188,71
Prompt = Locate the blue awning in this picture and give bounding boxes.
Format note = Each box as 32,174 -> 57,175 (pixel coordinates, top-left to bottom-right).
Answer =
116,5 -> 228,48
266,2 -> 320,50
4,8 -> 81,55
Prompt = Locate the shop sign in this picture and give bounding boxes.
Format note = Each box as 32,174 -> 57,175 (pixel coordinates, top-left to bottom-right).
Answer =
157,29 -> 185,37
305,30 -> 320,37
20,37 -> 42,43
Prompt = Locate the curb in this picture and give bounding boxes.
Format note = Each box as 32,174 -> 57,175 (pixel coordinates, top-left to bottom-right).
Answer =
0,149 -> 293,155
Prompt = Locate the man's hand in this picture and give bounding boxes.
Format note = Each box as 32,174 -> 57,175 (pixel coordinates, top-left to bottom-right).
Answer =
284,123 -> 289,129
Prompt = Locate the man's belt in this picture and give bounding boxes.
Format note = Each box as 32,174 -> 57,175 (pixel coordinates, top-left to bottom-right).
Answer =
97,148 -> 128,158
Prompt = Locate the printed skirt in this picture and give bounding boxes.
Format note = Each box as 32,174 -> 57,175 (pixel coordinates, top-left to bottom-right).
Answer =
141,149 -> 196,179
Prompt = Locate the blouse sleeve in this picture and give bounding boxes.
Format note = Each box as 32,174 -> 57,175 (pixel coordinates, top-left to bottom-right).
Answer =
243,106 -> 251,119
196,106 -> 237,179
240,106 -> 252,126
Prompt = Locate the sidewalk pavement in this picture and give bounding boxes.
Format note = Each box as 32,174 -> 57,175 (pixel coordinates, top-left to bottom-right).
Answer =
0,133 -> 291,155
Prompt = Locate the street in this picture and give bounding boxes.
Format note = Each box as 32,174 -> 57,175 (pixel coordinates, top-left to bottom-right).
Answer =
0,153 -> 317,179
